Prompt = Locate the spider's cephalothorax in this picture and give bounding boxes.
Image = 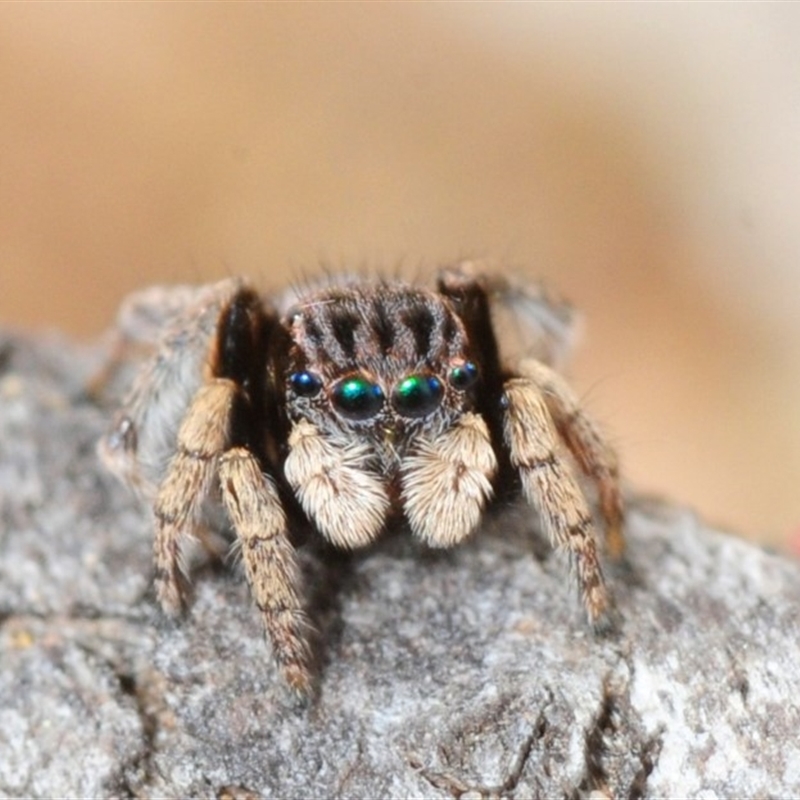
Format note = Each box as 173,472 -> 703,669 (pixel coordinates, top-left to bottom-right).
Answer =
99,266 -> 624,694
278,282 -> 502,552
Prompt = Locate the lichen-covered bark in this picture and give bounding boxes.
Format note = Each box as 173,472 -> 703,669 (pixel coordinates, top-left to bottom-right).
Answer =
1,330 -> 799,798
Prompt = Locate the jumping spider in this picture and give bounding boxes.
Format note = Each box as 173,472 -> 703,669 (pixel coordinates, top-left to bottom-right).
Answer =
99,265 -> 623,694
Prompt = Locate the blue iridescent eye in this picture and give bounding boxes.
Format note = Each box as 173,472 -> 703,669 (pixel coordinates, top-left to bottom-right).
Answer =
289,370 -> 322,397
332,375 -> 384,420
448,361 -> 478,391
392,374 -> 444,418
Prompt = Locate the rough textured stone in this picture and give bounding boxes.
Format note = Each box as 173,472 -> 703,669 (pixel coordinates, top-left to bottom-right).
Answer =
1,328 -> 799,798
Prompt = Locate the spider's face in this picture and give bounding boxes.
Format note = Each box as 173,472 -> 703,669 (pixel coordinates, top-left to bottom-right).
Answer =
282,285 -> 480,450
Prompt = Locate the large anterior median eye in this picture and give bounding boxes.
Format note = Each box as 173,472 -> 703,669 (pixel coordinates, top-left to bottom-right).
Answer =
332,374 -> 385,420
392,374 -> 444,418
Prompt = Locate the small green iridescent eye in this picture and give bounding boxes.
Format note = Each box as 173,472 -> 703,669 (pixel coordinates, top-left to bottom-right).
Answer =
392,374 -> 444,418
331,374 -> 384,420
448,361 -> 478,391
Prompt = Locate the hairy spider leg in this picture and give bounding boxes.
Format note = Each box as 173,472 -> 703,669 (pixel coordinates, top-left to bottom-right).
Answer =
502,378 -> 610,623
153,287 -> 314,693
518,359 -> 624,559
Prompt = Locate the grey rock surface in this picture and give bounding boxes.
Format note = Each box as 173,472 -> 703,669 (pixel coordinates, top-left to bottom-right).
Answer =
1,329 -> 799,799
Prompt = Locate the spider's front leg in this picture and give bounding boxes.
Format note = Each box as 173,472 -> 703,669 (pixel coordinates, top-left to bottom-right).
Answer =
153,288 -> 312,693
153,376 -> 239,613
501,376 -> 610,624
218,446 -> 311,692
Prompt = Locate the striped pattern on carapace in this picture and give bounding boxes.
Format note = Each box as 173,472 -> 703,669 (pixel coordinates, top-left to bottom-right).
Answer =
286,284 -> 466,381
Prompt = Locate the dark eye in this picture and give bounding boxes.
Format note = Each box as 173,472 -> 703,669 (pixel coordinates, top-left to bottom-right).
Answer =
448,361 -> 478,391
332,374 -> 384,420
392,374 -> 444,418
289,370 -> 322,397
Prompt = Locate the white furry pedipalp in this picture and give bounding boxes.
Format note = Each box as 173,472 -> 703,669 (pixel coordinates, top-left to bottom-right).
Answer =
283,419 -> 390,548
400,412 -> 497,547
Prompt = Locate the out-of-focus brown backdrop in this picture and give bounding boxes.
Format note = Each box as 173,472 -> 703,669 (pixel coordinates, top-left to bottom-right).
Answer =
2,5 -> 799,549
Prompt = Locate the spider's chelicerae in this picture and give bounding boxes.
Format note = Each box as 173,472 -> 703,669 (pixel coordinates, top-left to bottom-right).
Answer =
99,265 -> 624,693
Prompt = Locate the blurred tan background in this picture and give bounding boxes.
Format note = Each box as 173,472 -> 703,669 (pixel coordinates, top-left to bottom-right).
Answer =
2,4 -> 799,550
